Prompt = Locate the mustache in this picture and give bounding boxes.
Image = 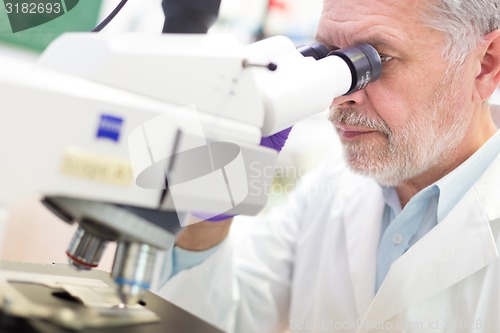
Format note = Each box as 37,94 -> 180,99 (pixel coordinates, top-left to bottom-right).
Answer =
329,106 -> 392,136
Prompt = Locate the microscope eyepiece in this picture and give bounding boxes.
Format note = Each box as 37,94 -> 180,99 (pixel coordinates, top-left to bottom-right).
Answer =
329,44 -> 382,95
299,42 -> 382,96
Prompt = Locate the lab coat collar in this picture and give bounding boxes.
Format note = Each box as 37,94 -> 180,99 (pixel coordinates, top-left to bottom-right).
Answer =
356,153 -> 500,333
435,129 -> 500,222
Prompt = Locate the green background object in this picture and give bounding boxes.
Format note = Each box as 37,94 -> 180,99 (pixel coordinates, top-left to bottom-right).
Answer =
0,0 -> 102,52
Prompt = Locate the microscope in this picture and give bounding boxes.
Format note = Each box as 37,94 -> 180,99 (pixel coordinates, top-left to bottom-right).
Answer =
0,32 -> 381,330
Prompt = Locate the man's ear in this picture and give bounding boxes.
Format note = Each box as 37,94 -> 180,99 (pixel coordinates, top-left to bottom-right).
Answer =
476,29 -> 500,102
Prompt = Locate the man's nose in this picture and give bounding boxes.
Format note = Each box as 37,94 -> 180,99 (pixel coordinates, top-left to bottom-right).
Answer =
333,89 -> 367,106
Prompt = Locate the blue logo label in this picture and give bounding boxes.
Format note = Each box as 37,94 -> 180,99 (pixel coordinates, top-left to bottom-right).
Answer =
97,114 -> 123,142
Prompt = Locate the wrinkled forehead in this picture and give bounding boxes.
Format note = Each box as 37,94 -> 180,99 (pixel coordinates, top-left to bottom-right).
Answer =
320,0 -> 427,20
316,0 -> 431,48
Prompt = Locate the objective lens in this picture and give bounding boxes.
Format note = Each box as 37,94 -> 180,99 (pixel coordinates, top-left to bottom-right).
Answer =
66,225 -> 108,270
111,241 -> 157,305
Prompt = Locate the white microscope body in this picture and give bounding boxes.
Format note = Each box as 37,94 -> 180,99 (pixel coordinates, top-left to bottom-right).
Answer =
0,33 -> 381,305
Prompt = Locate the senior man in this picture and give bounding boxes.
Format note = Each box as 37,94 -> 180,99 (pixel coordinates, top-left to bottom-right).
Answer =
154,0 -> 500,332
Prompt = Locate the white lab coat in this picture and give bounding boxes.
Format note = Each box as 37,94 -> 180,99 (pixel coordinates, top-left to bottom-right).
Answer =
153,152 -> 500,333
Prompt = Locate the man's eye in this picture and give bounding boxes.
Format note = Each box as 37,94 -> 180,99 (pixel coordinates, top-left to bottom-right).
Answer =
379,54 -> 394,64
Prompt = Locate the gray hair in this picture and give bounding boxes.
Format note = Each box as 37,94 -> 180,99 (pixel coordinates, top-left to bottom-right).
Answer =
421,0 -> 500,65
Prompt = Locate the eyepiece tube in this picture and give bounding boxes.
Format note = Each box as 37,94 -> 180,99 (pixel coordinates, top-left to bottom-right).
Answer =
329,44 -> 382,95
253,37 -> 383,136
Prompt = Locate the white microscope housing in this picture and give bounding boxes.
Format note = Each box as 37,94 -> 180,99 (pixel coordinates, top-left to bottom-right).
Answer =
0,33 -> 381,305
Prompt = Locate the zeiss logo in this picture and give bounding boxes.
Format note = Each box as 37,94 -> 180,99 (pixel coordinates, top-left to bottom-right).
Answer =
97,114 -> 123,142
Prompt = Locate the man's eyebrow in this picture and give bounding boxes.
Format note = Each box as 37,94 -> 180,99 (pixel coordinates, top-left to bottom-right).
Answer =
358,36 -> 396,50
315,34 -> 398,51
314,36 -> 339,50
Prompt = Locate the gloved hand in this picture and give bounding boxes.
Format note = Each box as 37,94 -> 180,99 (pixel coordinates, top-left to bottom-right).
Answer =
195,127 -> 293,221
259,127 -> 292,152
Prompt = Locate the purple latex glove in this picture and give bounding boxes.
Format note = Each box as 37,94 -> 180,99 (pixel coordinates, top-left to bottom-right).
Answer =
195,127 -> 292,221
259,127 -> 292,152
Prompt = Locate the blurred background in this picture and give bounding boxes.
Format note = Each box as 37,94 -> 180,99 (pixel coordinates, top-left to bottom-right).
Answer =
0,0 -> 498,270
